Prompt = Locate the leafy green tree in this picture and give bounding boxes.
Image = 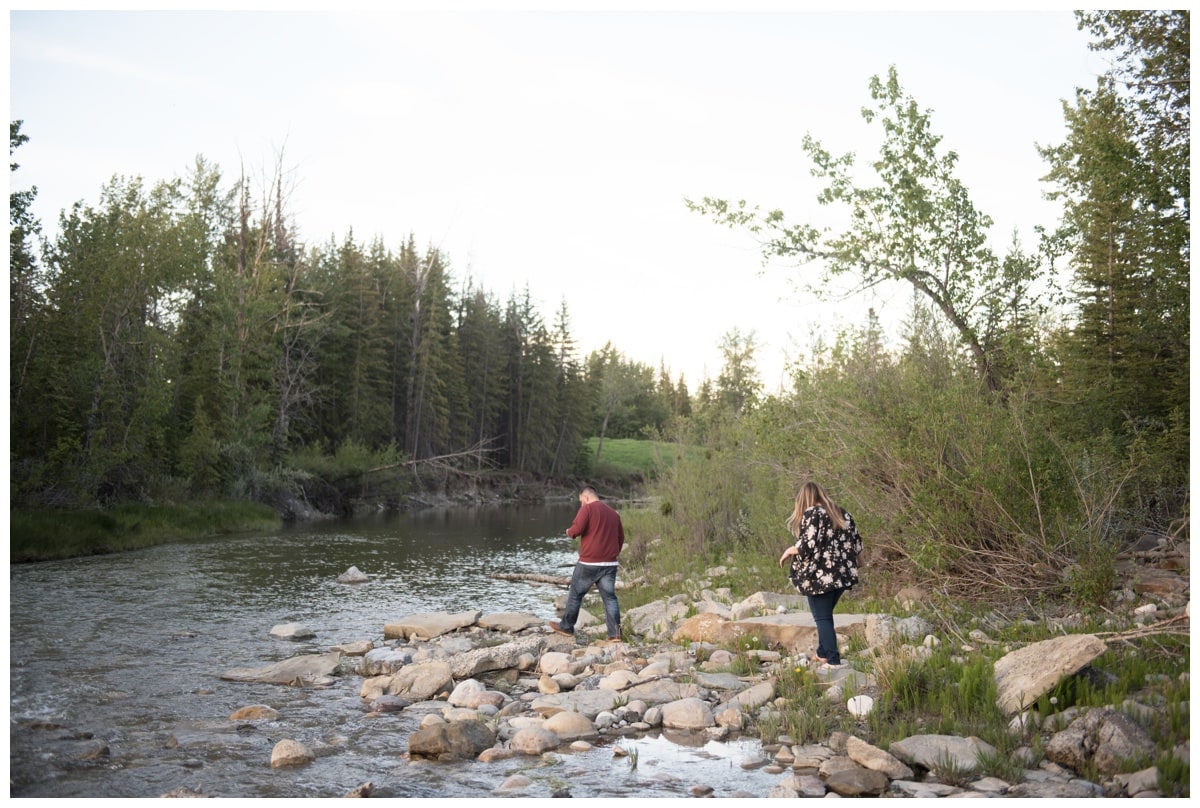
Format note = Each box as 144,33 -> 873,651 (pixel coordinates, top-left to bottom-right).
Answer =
35,175 -> 203,502
715,327 -> 762,415
687,66 -> 1046,393
10,121 -> 45,453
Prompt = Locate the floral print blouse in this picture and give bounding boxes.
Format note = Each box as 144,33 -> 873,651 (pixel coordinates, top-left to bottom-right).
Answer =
788,505 -> 863,596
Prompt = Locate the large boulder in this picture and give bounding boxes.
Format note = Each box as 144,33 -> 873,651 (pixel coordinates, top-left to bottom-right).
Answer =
220,651 -> 341,685
723,612 -> 868,652
407,719 -> 496,760
993,634 -> 1107,714
448,635 -> 546,678
672,613 -> 729,644
1044,708 -> 1157,777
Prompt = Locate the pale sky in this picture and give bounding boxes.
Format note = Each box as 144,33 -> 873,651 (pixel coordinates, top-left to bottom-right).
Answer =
8,4 -> 1107,391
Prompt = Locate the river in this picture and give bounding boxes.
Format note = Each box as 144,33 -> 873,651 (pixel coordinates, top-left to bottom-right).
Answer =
9,504 -> 781,798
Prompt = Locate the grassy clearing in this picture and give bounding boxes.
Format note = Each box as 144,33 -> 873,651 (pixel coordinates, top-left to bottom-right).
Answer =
584,437 -> 705,480
10,501 -> 281,562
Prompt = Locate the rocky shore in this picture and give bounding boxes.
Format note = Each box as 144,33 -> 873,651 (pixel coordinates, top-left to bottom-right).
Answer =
216,564 -> 1189,799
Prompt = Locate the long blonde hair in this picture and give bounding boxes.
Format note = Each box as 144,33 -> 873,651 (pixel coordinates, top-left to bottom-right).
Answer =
786,481 -> 846,537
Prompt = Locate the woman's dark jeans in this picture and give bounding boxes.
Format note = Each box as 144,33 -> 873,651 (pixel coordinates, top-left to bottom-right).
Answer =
807,588 -> 845,664
559,563 -> 621,638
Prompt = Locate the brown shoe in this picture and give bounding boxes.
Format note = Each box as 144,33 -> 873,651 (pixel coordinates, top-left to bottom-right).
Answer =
547,621 -> 574,637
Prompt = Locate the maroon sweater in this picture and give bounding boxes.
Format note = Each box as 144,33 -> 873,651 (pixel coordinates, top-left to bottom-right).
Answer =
567,500 -> 625,564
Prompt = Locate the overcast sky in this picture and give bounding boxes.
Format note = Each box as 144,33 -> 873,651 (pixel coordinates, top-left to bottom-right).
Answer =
8,5 -> 1107,390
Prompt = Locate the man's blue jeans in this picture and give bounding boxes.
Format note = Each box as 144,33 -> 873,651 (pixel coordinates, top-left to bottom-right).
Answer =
807,588 -> 845,664
559,563 -> 621,638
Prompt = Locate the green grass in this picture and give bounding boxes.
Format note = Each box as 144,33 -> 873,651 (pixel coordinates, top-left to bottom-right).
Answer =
584,437 -> 705,479
10,501 -> 281,562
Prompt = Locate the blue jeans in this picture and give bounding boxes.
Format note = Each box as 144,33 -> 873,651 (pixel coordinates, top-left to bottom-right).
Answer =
807,588 -> 845,664
559,563 -> 621,638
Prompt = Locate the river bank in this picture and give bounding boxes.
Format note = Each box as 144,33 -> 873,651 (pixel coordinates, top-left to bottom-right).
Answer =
9,471 -> 616,563
182,580 -> 1187,797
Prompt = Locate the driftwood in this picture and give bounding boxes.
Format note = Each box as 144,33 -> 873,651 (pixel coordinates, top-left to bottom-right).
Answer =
491,572 -> 629,590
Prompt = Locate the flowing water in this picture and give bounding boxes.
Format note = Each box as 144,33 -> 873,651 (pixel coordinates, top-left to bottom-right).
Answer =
9,504 -> 781,798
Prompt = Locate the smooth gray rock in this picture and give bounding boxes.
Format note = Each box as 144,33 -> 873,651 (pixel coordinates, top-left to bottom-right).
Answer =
888,734 -> 997,772
993,634 -> 1107,714
384,611 -> 481,641
221,651 -> 341,685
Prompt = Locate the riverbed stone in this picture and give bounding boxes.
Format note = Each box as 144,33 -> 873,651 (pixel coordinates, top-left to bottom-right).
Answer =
478,612 -> 544,632
730,591 -> 808,619
622,679 -> 702,705
359,647 -> 412,676
1044,707 -> 1157,777
221,650 -> 342,685
331,640 -> 373,656
493,774 -> 532,793
824,764 -> 889,796
384,611 -> 481,641
625,597 -> 692,640
230,705 -> 280,721
268,622 -> 316,640
661,697 -> 715,730
693,671 -> 743,691
724,611 -> 868,652
1007,780 -> 1105,798
993,633 -> 1107,714
270,738 -> 315,768
672,613 -> 729,644
538,651 -> 574,676
452,635 -> 546,678
449,679 -> 506,709
715,706 -> 745,730
407,719 -> 496,760
845,734 -> 914,780
889,733 -> 997,772
478,747 -> 516,762
544,709 -> 598,741
372,660 -> 453,701
368,695 -> 410,713
531,689 -> 624,719
336,566 -> 370,584
715,680 -> 775,713
509,726 -> 560,755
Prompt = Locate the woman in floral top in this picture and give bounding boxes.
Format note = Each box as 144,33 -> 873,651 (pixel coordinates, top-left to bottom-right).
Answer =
777,482 -> 863,668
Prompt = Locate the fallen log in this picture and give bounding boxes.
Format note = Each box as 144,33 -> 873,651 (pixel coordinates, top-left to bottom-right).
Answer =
491,572 -> 628,590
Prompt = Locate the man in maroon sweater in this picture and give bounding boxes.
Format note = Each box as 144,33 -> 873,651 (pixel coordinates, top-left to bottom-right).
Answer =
549,486 -> 625,642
